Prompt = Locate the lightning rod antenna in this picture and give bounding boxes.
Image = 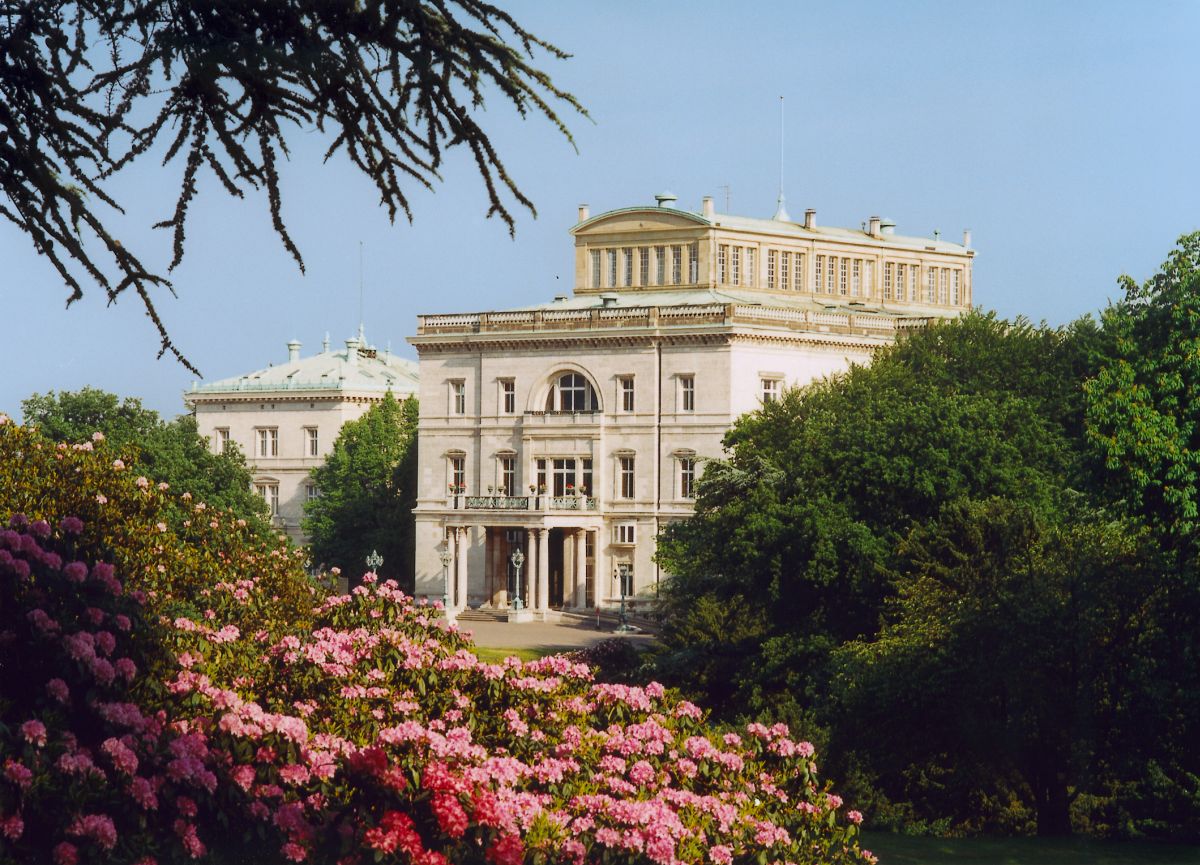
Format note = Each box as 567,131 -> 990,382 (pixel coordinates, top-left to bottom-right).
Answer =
773,96 -> 791,222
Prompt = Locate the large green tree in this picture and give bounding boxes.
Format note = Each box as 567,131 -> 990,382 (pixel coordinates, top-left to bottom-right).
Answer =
1,0 -> 582,370
834,498 -> 1163,836
21,386 -> 268,525
654,312 -> 1096,722
304,392 -> 418,588
1082,231 -> 1200,839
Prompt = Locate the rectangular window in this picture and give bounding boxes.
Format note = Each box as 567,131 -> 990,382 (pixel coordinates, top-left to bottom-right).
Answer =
614,523 -> 636,545
688,243 -> 699,283
449,456 -> 465,492
780,252 -> 790,291
718,245 -> 728,283
884,263 -> 893,300
622,247 -> 633,287
256,428 -> 278,458
590,250 -> 601,288
851,259 -> 861,296
680,375 -> 695,412
815,256 -> 823,293
926,267 -> 936,303
639,247 -> 650,286
450,380 -> 466,415
500,456 -> 516,496
304,427 -> 319,457
863,260 -> 873,297
680,458 -> 696,499
839,258 -> 848,296
552,458 -> 576,497
500,379 -> 516,414
744,248 -> 755,286
939,268 -> 949,304
536,458 -> 547,493
655,246 -> 666,285
828,256 -> 838,294
767,250 -> 777,289
761,378 -> 781,404
607,249 -> 618,287
618,456 -> 635,499
671,246 -> 682,284
796,252 -> 806,292
255,482 -> 279,516
952,270 -> 962,305
581,458 -> 593,496
305,482 -> 318,502
619,376 -> 635,412
214,428 -> 230,454
731,247 -> 740,285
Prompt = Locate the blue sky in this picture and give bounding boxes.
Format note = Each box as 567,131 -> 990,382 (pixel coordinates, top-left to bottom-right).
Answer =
3,1 -> 1198,419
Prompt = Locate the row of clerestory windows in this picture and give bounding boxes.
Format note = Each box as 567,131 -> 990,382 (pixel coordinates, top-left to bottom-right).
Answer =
589,244 -> 699,288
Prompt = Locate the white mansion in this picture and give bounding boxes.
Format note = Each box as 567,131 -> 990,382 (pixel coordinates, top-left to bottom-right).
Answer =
410,194 -> 973,615
185,331 -> 419,543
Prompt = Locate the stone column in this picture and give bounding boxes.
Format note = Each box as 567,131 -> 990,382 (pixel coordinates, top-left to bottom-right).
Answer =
445,529 -> 456,610
491,530 -> 507,608
574,529 -> 587,609
594,529 -> 609,610
537,528 -> 550,612
563,532 -> 576,608
455,527 -> 468,611
523,528 -> 536,610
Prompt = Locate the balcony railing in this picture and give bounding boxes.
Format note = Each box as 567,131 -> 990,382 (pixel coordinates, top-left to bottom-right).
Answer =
460,495 -> 598,511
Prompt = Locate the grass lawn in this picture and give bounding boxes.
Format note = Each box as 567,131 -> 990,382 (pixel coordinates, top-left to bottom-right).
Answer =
860,832 -> 1200,865
470,646 -> 554,664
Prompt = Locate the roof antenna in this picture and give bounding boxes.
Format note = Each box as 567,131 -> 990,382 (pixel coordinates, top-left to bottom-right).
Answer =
772,96 -> 791,222
719,184 -> 731,213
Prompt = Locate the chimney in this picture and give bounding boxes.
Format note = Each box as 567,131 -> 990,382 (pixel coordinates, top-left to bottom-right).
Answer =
702,196 -> 715,218
962,229 -> 972,249
578,204 -> 590,222
868,216 -> 881,238
287,339 -> 301,362
654,191 -> 678,208
804,208 -> 817,229
345,337 -> 359,365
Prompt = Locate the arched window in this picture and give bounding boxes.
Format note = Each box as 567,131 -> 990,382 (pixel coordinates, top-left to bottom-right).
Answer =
545,373 -> 599,412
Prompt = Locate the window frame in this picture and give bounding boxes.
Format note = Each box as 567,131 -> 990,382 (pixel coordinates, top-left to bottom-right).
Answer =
449,380 -> 466,416
617,455 -> 635,500
304,426 -> 319,457
255,427 -> 278,458
499,379 -> 516,414
761,377 -> 782,405
679,374 -> 695,413
618,375 -> 635,413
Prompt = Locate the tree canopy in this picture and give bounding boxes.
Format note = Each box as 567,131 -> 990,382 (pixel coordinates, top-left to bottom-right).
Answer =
303,391 -> 418,588
651,300 -> 1200,839
21,386 -> 268,526
1,0 -> 583,371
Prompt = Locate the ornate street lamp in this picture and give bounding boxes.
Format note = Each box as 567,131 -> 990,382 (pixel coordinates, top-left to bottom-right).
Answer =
439,548 -> 453,611
510,547 -> 526,611
616,562 -> 632,633
366,549 -> 383,574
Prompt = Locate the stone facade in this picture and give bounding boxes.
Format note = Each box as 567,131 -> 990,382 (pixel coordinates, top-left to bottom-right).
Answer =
411,195 -> 975,616
184,332 -> 419,544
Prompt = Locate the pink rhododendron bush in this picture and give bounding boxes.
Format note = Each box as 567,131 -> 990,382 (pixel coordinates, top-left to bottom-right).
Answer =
0,419 -> 872,865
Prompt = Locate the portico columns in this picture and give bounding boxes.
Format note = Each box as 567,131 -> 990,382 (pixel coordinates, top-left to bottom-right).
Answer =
574,529 -> 587,609
455,526 -> 468,611
537,528 -> 550,612
524,529 -> 536,610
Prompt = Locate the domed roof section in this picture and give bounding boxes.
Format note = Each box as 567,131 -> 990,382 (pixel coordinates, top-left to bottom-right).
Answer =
185,331 -> 419,400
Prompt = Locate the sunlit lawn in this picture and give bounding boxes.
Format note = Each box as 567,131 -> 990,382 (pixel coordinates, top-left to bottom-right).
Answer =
470,646 -> 555,664
861,832 -> 1200,865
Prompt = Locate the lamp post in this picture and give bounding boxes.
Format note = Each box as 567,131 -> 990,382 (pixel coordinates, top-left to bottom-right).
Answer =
616,562 -> 632,633
366,549 -> 383,575
439,548 -> 453,613
510,548 -> 525,611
